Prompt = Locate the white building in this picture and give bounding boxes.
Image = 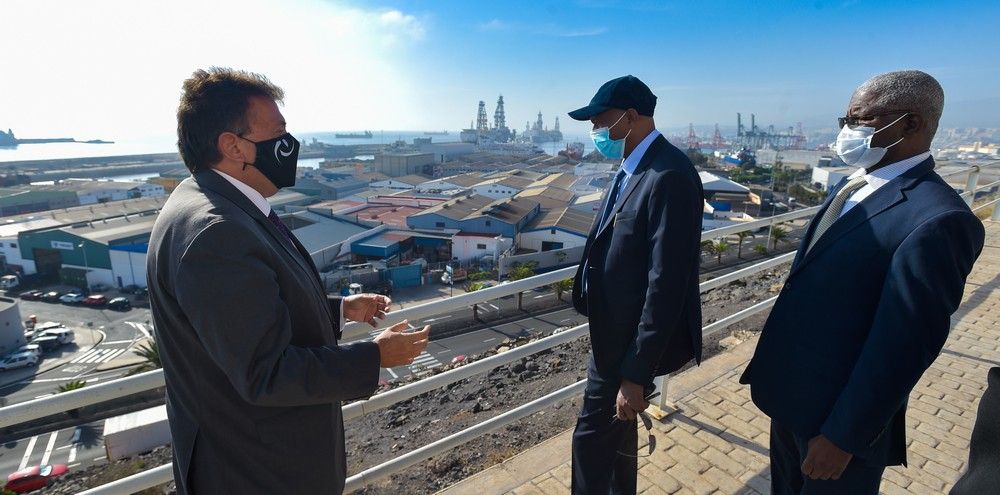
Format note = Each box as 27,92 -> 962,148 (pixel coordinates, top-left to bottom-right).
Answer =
0,296 -> 24,356
812,166 -> 858,192
518,207 -> 594,253
369,175 -> 428,191
451,233 -> 512,265
109,245 -> 148,288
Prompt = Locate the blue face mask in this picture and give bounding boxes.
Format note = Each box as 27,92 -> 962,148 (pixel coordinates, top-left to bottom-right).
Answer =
590,112 -> 631,159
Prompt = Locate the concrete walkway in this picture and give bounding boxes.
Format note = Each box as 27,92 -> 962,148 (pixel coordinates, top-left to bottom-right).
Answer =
439,221 -> 1000,495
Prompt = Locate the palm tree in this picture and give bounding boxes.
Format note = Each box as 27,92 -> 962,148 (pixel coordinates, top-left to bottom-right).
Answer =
550,279 -> 574,301
734,231 -> 753,259
770,225 -> 789,250
753,244 -> 768,256
128,340 -> 161,375
57,380 -> 86,393
712,240 -> 730,265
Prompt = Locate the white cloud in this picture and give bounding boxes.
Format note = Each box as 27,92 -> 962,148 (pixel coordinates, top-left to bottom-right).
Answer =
478,19 -> 511,31
0,0 -> 428,142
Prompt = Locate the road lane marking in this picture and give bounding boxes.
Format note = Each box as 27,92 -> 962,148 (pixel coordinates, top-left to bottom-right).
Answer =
483,338 -> 496,342
40,432 -> 58,465
100,348 -> 128,363
18,435 -> 38,470
68,445 -> 78,463
423,315 -> 452,323
70,349 -> 101,364
385,369 -> 398,379
102,339 -> 135,345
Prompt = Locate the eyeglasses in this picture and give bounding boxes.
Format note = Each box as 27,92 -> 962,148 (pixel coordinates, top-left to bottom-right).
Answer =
837,111 -> 910,129
616,391 -> 660,458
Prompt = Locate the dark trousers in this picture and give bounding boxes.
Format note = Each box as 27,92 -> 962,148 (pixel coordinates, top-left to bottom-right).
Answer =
571,357 -> 638,494
770,420 -> 886,495
951,366 -> 1000,495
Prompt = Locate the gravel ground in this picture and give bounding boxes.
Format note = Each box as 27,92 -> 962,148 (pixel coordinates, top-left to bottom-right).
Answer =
45,264 -> 791,495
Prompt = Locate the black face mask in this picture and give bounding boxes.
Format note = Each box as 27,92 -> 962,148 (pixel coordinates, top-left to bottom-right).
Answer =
239,132 -> 300,188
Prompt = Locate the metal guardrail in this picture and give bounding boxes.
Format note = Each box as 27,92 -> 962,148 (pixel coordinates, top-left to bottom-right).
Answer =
0,369 -> 164,430
6,163 -> 991,494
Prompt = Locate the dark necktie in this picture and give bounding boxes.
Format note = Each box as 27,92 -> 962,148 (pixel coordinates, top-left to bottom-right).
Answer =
599,169 -> 627,229
267,210 -> 294,242
582,169 -> 627,298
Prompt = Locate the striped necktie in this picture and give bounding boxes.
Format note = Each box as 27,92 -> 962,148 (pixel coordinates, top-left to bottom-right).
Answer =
804,175 -> 869,254
267,210 -> 294,242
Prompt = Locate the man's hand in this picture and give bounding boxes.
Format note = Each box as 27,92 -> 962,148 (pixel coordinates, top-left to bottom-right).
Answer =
373,320 -> 429,368
615,379 -> 649,421
801,435 -> 853,480
344,294 -> 391,327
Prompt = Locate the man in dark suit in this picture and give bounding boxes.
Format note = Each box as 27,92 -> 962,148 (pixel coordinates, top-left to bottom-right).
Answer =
568,75 -> 704,494
147,68 -> 429,494
741,70 -> 985,494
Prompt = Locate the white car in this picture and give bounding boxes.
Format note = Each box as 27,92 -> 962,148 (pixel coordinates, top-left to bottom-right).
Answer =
59,293 -> 85,304
15,344 -> 41,357
0,352 -> 39,371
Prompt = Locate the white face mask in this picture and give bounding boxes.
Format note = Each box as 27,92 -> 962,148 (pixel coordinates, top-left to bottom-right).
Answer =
835,112 -> 909,169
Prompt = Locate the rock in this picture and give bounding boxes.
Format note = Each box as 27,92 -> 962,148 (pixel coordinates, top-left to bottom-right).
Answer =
525,360 -> 539,372
497,346 -> 510,353
719,335 -> 742,349
511,362 -> 526,373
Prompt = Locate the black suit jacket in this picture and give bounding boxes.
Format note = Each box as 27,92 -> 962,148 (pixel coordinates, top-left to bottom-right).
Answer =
741,157 -> 985,466
147,170 -> 381,494
572,135 -> 704,385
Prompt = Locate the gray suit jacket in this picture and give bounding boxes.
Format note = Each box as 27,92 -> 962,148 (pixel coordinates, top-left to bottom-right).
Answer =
147,170 -> 381,494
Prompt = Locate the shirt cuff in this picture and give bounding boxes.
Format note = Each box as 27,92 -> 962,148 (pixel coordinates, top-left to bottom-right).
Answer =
340,299 -> 346,330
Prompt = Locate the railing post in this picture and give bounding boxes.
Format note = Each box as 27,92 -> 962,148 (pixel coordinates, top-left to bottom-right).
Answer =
992,202 -> 1000,222
648,374 -> 678,420
964,166 -> 981,207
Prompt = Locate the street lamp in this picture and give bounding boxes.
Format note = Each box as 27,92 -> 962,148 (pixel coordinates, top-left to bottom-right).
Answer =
77,242 -> 89,289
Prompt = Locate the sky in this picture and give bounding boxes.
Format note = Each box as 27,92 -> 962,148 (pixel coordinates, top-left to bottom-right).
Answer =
2,0 -> 999,145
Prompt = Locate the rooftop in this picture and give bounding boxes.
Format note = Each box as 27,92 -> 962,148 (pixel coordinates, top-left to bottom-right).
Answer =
699,171 -> 752,194
524,206 -> 595,236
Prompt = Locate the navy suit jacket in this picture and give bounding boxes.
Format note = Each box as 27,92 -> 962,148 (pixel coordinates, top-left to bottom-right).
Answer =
572,135 -> 704,385
740,157 -> 985,466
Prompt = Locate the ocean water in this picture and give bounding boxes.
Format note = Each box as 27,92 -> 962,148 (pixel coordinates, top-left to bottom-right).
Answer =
0,130 -> 594,164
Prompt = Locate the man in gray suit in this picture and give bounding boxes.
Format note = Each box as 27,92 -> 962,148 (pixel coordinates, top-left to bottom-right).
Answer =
147,67 -> 429,494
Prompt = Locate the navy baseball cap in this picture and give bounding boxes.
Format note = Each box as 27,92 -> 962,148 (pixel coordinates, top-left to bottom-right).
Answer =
568,75 -> 657,121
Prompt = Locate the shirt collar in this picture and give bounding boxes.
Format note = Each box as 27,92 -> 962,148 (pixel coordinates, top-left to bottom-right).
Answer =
847,151 -> 931,188
212,169 -> 272,216
621,129 -> 661,176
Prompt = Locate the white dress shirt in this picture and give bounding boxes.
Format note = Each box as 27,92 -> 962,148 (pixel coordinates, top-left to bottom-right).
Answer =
213,169 -> 347,330
840,151 -> 932,217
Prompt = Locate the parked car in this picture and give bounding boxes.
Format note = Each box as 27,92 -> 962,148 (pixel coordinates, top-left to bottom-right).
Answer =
29,335 -> 61,352
83,295 -> 108,307
15,344 -> 41,357
4,464 -> 69,493
0,274 -> 20,291
18,290 -> 43,301
39,328 -> 74,345
107,297 -> 131,311
59,293 -> 85,305
40,291 -> 62,303
0,352 -> 39,371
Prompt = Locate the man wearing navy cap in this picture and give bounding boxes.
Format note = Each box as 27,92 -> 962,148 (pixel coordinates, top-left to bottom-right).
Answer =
569,75 -> 704,493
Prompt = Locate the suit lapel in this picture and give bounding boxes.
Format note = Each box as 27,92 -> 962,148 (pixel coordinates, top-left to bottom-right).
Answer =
193,171 -> 324,294
789,158 -> 935,277
594,135 -> 664,239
